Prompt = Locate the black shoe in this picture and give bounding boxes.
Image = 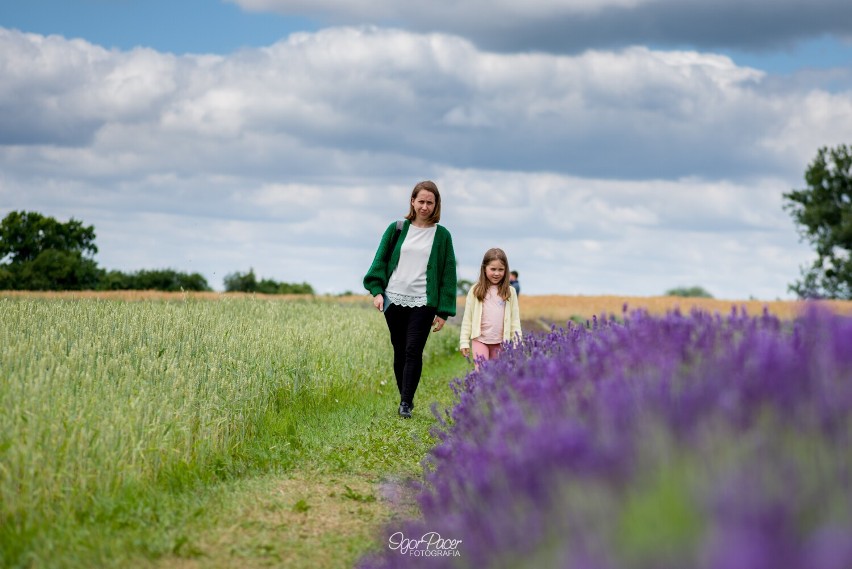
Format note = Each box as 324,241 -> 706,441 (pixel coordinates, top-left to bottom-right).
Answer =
398,402 -> 412,419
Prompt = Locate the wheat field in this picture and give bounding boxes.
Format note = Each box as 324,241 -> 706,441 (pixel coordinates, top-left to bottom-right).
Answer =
5,290 -> 850,322
0,295 -> 404,565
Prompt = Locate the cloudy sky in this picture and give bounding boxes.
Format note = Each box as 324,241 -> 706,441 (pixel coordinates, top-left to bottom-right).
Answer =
2,0 -> 851,300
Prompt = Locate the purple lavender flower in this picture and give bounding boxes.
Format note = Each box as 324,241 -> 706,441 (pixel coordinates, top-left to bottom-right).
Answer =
360,305 -> 852,569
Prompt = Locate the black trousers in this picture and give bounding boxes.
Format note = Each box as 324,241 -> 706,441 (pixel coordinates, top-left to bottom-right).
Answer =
384,304 -> 436,407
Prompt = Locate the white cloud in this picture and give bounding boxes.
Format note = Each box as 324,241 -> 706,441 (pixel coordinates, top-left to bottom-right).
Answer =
0,26 -> 837,299
759,90 -> 852,165
1,26 -> 843,180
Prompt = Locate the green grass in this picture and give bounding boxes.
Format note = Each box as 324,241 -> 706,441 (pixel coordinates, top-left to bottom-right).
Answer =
0,297 -> 469,568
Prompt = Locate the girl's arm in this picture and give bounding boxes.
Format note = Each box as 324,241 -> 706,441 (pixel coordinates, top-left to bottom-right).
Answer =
459,288 -> 475,355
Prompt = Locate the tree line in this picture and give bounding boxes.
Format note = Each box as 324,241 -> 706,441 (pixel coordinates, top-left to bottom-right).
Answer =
0,211 -> 314,294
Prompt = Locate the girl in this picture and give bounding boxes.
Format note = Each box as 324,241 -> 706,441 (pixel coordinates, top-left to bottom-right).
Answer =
459,248 -> 522,369
364,181 -> 457,418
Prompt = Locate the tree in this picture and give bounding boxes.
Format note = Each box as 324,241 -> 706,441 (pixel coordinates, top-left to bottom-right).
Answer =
0,211 -> 100,290
783,144 -> 852,299
224,269 -> 259,293
0,211 -> 97,263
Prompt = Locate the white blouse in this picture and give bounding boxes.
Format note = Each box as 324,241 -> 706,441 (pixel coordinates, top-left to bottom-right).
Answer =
386,224 -> 437,308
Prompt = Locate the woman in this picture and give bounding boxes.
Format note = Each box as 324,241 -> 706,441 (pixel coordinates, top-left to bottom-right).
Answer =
364,180 -> 457,418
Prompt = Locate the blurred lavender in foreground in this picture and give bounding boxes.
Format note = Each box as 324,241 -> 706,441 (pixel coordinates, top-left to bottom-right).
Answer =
360,306 -> 852,569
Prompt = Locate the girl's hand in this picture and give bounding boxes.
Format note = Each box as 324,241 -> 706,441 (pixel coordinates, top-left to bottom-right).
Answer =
461,347 -> 469,358
373,294 -> 384,312
432,316 -> 446,332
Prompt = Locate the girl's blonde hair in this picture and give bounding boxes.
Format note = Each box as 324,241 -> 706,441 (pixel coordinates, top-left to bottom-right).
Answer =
405,180 -> 441,224
472,248 -> 511,302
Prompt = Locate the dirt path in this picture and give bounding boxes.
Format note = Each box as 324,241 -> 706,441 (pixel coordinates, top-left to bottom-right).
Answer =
139,471 -> 419,569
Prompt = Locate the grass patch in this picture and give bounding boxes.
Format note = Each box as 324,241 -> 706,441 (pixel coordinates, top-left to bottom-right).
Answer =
0,297 -> 468,568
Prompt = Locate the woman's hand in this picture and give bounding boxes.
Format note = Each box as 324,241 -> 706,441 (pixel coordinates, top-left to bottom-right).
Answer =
373,294 -> 384,312
461,347 -> 469,358
432,316 -> 446,332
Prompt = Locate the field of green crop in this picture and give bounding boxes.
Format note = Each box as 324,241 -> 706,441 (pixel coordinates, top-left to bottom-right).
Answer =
0,296 -> 459,568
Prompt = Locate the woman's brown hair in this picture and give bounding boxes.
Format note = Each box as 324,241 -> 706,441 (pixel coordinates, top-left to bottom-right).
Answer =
472,248 -> 511,302
405,180 -> 441,224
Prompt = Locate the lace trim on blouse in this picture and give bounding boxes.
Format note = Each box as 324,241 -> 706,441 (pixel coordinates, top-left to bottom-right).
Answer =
386,291 -> 427,308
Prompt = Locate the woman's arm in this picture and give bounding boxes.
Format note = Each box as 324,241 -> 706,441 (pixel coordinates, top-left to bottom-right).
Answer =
363,222 -> 398,297
435,228 -> 457,320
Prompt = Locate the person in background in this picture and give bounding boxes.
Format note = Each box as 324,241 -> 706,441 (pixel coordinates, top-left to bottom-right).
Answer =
363,181 -> 457,418
459,248 -> 522,370
509,270 -> 520,295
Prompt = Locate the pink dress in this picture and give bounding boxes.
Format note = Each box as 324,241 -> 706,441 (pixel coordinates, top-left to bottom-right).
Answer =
472,285 -> 505,364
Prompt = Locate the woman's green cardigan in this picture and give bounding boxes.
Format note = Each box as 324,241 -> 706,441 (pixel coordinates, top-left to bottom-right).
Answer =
363,220 -> 457,320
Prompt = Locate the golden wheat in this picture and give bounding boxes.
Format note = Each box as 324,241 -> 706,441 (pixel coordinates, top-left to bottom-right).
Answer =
515,294 -> 852,323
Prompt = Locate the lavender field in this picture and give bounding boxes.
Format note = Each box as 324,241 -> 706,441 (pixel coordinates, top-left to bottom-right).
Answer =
361,305 -> 852,569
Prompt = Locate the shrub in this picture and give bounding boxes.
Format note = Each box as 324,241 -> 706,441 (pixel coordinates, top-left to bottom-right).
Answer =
98,268 -> 211,291
665,285 -> 713,298
224,269 -> 314,295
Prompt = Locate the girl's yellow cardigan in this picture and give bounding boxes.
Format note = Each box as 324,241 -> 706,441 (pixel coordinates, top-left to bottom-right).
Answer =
459,286 -> 522,350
